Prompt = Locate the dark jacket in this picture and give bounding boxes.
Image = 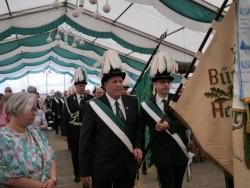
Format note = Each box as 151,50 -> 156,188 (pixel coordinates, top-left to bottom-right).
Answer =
62,93 -> 93,137
50,97 -> 64,120
140,94 -> 188,168
79,94 -> 144,181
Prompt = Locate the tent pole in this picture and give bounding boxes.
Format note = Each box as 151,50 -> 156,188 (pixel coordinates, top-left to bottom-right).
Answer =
131,30 -> 168,94
64,74 -> 65,92
46,69 -> 48,95
172,0 -> 229,100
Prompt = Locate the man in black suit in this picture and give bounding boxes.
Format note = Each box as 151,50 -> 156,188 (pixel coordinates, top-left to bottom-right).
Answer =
51,91 -> 64,135
140,61 -> 188,188
62,67 -> 93,183
79,49 -> 144,188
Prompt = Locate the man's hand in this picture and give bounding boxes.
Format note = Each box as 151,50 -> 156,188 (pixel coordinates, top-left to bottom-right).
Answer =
155,121 -> 170,131
81,176 -> 91,188
133,148 -> 143,162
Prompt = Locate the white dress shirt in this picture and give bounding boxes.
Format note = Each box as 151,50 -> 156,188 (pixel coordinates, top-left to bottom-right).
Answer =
155,94 -> 168,112
76,94 -> 84,104
106,93 -> 126,120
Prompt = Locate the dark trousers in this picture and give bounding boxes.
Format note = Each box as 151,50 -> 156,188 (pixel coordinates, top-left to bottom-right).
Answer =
54,118 -> 61,134
68,126 -> 81,177
157,164 -> 186,188
92,165 -> 135,188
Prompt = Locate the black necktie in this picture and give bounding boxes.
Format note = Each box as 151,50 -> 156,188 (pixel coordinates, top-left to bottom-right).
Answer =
80,96 -> 84,107
115,101 -> 126,122
162,99 -> 168,113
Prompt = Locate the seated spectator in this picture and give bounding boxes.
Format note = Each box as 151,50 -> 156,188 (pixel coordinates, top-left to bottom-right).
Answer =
93,87 -> 105,97
0,92 -> 57,188
27,86 -> 48,129
4,87 -> 13,102
122,85 -> 129,95
85,89 -> 91,95
0,93 -> 8,128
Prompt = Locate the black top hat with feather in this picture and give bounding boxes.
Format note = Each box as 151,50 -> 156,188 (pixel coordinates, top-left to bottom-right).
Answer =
99,49 -> 126,85
72,67 -> 87,85
150,52 -> 178,82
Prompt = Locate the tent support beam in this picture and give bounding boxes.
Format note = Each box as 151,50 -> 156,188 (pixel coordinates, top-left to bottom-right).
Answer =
113,3 -> 133,24
5,0 -> 12,16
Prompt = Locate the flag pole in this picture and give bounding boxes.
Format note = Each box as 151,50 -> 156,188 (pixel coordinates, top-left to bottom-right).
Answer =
172,0 -> 229,101
131,30 -> 168,94
140,0 -> 230,169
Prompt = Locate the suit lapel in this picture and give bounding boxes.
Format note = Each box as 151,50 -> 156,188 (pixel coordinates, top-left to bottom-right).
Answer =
100,95 -> 128,122
151,95 -> 161,112
99,95 -> 112,110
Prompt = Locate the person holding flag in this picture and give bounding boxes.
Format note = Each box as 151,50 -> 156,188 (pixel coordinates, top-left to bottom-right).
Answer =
140,52 -> 188,188
79,49 -> 144,188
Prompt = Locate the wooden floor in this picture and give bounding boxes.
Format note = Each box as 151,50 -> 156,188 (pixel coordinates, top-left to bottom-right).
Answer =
45,130 -> 226,188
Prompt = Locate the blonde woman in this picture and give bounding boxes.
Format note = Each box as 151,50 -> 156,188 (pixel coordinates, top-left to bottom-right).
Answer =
0,93 -> 57,188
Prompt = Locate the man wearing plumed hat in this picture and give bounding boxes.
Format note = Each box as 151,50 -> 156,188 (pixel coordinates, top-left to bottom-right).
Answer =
79,49 -> 144,188
61,67 -> 93,183
140,52 -> 188,188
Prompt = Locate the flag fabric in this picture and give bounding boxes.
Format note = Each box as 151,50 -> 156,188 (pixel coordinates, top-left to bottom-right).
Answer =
237,0 -> 250,101
232,1 -> 250,187
233,53 -> 250,187
172,3 -> 236,176
134,66 -> 154,168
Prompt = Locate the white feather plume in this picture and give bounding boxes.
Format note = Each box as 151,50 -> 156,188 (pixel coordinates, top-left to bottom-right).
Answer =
150,51 -> 177,78
72,67 -> 87,83
98,49 -> 125,79
123,74 -> 132,87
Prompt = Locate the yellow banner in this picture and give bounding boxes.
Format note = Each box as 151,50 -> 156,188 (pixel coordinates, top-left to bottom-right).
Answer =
172,4 -> 235,176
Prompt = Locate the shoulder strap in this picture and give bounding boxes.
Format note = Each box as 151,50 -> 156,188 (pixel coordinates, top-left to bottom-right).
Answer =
141,100 -> 189,158
65,97 -> 79,123
89,100 -> 133,153
141,100 -> 163,122
53,97 -> 59,103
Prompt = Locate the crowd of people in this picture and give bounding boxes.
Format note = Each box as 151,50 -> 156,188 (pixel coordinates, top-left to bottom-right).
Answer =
0,50 -> 215,188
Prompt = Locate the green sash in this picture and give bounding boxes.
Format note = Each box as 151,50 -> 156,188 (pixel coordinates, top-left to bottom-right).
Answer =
89,99 -> 133,153
141,100 -> 189,158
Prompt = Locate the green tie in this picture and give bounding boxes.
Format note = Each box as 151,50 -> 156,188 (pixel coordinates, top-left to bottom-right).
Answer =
115,100 -> 126,122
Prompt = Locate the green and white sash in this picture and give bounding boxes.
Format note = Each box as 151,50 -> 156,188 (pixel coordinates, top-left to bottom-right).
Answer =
141,100 -> 194,181
141,100 -> 189,157
89,99 -> 133,154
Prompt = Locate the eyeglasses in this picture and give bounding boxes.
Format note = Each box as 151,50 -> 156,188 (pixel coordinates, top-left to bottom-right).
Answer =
5,91 -> 12,93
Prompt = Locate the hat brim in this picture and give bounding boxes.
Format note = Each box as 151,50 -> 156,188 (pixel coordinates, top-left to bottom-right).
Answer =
151,75 -> 174,82
74,80 -> 87,85
101,72 -> 126,85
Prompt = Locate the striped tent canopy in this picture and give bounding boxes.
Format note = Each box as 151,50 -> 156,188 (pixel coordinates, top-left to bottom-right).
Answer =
0,0 -> 232,90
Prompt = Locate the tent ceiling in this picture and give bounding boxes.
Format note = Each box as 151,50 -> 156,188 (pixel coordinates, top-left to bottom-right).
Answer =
0,0 -> 232,86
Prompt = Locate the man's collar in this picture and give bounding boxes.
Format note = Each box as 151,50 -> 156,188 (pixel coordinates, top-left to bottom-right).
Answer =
76,93 -> 85,99
106,93 -> 122,105
156,94 -> 168,103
